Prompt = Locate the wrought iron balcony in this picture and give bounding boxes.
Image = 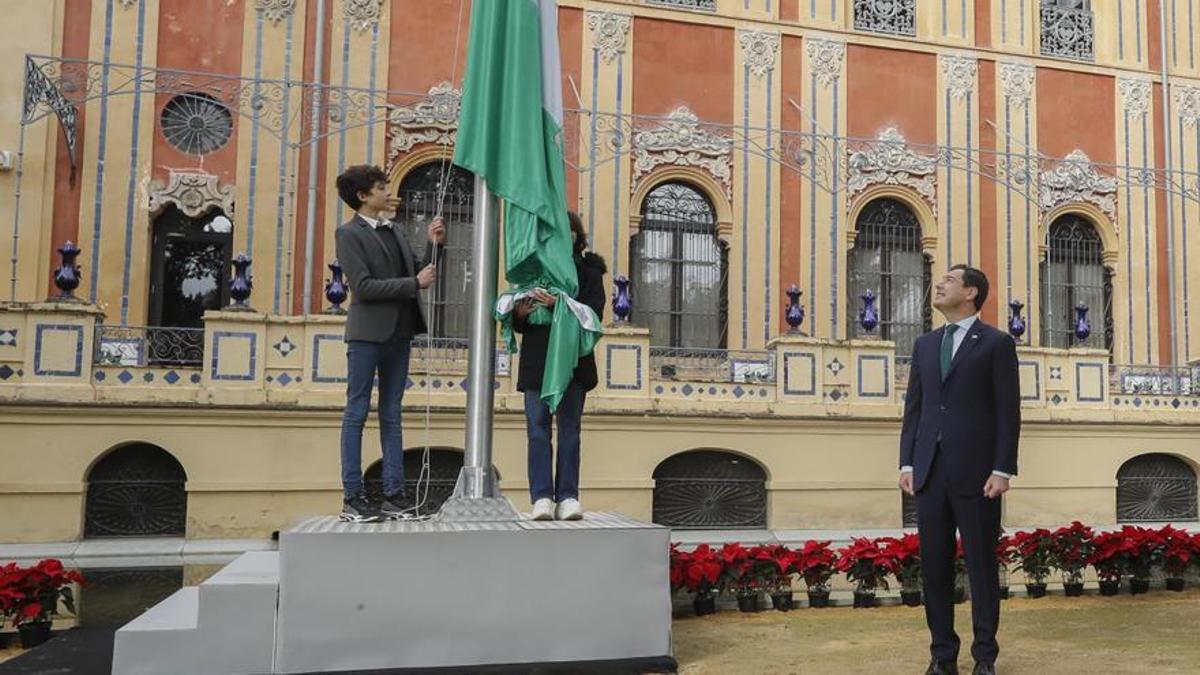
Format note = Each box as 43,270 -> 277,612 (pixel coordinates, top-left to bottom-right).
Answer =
854,0 -> 917,37
95,325 -> 205,368
1040,1 -> 1095,62
645,0 -> 716,11
650,346 -> 774,383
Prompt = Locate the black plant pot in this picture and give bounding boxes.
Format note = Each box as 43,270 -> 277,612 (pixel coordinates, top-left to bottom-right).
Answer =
737,594 -> 760,613
1166,577 -> 1186,592
999,586 -> 1010,600
1025,583 -> 1047,598
771,591 -> 794,611
693,595 -> 717,616
1064,582 -> 1085,597
952,587 -> 966,604
901,589 -> 922,607
807,589 -> 830,608
1098,580 -> 1120,596
1129,578 -> 1150,595
852,591 -> 877,608
18,621 -> 52,649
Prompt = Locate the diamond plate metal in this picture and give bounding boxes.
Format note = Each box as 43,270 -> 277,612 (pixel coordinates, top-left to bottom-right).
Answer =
436,496 -> 521,522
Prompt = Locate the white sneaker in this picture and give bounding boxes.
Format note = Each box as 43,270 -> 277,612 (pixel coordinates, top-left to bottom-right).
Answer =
530,498 -> 555,521
556,498 -> 583,521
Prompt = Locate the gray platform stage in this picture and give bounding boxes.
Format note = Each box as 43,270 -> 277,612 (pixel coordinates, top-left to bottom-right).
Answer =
112,511 -> 672,674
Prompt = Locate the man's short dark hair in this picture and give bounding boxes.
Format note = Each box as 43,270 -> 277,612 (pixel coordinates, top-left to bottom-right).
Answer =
568,211 -> 586,255
336,164 -> 388,211
950,264 -> 989,311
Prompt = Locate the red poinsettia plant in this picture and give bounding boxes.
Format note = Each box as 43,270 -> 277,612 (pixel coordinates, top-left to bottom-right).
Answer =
750,544 -> 798,594
0,559 -> 84,627
1010,528 -> 1054,584
1157,525 -> 1196,578
1087,529 -> 1137,582
719,543 -> 761,597
1050,521 -> 1095,584
794,540 -> 839,592
881,533 -> 922,590
1116,525 -> 1165,579
670,544 -> 724,598
996,532 -> 1017,568
836,537 -> 894,593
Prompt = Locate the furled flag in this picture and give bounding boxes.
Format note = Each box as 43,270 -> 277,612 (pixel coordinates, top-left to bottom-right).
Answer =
453,0 -> 602,412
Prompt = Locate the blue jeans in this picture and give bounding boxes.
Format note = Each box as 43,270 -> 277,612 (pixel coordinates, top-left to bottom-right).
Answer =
340,337 -> 410,500
524,385 -> 586,503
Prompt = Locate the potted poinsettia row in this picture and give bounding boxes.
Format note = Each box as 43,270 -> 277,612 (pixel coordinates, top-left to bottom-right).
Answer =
0,559 -> 84,649
669,523 -> 1200,616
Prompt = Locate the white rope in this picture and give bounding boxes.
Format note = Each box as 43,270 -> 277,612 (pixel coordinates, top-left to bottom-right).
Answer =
395,0 -> 468,522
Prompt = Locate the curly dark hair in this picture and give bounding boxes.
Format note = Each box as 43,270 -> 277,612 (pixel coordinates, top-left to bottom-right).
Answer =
335,164 -> 388,211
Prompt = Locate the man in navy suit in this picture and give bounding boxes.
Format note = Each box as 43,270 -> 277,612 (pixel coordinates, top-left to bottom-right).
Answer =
899,265 -> 1020,675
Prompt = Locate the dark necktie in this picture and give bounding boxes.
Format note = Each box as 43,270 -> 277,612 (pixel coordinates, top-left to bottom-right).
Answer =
940,324 -> 959,382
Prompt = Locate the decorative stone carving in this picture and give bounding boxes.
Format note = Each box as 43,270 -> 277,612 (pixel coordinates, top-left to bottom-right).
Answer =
148,170 -> 235,219
940,55 -> 977,103
998,62 -> 1035,107
344,0 -> 383,33
586,11 -> 631,65
256,0 -> 297,24
1039,150 -> 1118,218
632,106 -> 733,198
1175,85 -> 1200,128
1118,78 -> 1152,120
846,127 -> 938,207
806,38 -> 846,89
386,82 -> 461,164
738,30 -> 780,79
118,0 -> 138,8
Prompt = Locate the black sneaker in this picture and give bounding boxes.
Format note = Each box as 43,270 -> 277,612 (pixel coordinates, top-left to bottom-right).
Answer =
380,493 -> 413,520
339,494 -> 382,523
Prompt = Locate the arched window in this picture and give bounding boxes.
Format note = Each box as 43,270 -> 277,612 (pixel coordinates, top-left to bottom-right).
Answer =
848,198 -> 930,358
1040,214 -> 1111,351
85,443 -> 187,538
396,161 -> 475,339
1116,453 -> 1198,523
652,449 -> 766,529
363,448 -> 501,514
631,182 -> 727,349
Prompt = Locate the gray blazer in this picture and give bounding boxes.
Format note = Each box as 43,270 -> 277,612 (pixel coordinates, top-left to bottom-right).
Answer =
334,214 -> 435,342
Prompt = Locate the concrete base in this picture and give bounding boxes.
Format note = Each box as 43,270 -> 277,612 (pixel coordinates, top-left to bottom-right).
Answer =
112,550 -> 278,675
274,512 -> 671,673
111,512 -> 671,674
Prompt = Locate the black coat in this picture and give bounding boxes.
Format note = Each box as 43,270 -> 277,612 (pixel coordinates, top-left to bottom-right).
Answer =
899,319 -> 1021,494
514,252 -> 607,393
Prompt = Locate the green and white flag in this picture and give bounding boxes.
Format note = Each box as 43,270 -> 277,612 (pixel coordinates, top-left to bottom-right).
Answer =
453,0 -> 602,412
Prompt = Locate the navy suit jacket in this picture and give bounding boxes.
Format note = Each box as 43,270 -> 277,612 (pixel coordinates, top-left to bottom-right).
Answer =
899,319 -> 1021,493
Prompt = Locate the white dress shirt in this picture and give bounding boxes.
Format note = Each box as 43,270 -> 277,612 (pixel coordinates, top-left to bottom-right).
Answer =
358,212 -> 388,229
901,313 -> 1013,480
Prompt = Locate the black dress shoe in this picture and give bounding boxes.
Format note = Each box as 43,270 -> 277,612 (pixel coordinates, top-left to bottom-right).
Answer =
925,660 -> 959,675
972,663 -> 995,675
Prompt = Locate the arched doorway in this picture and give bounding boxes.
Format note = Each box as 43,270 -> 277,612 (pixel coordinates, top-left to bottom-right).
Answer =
395,161 -> 475,339
84,443 -> 187,538
848,197 -> 930,358
652,449 -> 767,529
1040,213 -> 1112,352
631,182 -> 728,350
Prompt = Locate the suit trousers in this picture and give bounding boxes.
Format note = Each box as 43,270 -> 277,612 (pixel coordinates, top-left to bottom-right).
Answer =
917,447 -> 1003,664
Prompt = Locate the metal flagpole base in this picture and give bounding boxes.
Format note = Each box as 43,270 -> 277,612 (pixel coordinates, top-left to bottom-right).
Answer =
437,466 -> 520,521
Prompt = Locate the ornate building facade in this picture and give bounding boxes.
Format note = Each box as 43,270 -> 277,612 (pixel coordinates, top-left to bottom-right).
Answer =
1,0 -> 1198,543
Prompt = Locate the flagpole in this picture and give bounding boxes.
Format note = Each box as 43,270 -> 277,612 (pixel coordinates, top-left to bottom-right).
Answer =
461,175 -> 501,499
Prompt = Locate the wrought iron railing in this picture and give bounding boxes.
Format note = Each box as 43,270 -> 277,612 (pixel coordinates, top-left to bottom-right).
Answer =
645,0 -> 716,11
94,325 -> 205,368
854,0 -> 917,37
1109,365 -> 1198,397
1040,3 -> 1094,62
409,337 -> 471,374
650,347 -> 775,383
